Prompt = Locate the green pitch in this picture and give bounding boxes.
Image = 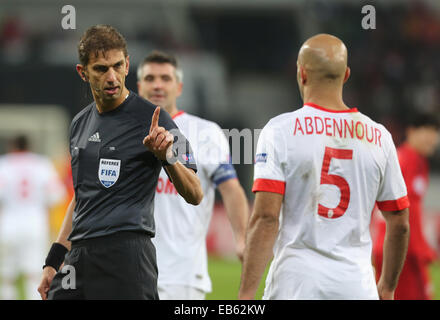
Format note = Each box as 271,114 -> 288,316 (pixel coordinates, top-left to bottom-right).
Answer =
6,258 -> 440,299
430,261 -> 440,300
206,255 -> 269,300
207,256 -> 440,300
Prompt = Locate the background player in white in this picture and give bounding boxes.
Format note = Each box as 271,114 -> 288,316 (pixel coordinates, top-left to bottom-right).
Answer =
0,135 -> 66,299
138,51 -> 249,300
238,34 -> 410,300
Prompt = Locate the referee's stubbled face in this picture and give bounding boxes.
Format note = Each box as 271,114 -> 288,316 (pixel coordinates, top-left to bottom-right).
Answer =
137,62 -> 183,113
78,49 -> 129,104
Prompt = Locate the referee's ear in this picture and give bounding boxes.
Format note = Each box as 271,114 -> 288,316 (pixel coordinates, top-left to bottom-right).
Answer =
76,64 -> 87,82
125,55 -> 130,77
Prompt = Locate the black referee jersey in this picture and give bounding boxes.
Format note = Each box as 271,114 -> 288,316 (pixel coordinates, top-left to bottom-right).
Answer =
68,90 -> 197,242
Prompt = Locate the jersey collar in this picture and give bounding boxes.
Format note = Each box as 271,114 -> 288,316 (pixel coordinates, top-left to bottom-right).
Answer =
304,102 -> 358,113
172,110 -> 185,119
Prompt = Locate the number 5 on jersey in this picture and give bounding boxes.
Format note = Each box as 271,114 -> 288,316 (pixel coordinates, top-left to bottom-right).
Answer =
318,147 -> 353,219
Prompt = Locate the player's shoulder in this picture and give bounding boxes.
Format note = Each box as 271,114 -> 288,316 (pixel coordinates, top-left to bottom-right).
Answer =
358,111 -> 393,140
355,110 -> 382,126
178,112 -> 222,132
397,143 -> 411,155
354,111 -> 397,154
397,143 -> 417,162
263,110 -> 299,131
174,112 -> 225,142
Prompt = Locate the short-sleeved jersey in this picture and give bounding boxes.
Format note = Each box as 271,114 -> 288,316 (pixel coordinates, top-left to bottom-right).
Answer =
68,91 -> 197,242
152,111 -> 236,293
0,152 -> 66,234
253,103 -> 409,300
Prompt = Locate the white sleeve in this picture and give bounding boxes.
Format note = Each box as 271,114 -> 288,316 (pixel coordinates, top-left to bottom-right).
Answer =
195,123 -> 238,187
200,124 -> 231,177
252,123 -> 286,195
376,132 -> 409,211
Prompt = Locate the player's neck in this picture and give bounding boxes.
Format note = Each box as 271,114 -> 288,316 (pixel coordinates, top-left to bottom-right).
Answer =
167,106 -> 179,118
303,86 -> 348,111
94,87 -> 130,113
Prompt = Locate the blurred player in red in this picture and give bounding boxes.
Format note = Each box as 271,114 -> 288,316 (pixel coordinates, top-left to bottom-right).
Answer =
373,113 -> 440,300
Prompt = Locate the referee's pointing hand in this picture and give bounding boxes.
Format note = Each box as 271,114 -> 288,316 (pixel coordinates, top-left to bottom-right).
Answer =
143,107 -> 174,161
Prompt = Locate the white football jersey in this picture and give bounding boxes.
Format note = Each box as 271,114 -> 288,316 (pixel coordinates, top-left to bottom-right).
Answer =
152,111 -> 236,293
0,152 -> 66,237
253,103 -> 409,300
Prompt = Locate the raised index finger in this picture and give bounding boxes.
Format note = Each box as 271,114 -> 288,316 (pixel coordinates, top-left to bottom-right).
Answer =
149,106 -> 160,134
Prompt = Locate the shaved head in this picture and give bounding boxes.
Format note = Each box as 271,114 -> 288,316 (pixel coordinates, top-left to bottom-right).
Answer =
298,33 -> 348,81
296,34 -> 350,102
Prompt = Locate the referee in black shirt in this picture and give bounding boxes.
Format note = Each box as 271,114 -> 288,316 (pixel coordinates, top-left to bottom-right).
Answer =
37,25 -> 203,300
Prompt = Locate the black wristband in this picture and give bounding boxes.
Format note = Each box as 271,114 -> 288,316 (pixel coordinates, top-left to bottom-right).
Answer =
43,243 -> 68,271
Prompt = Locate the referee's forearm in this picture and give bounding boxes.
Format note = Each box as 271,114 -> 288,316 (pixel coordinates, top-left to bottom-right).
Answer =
55,196 -> 75,251
165,162 -> 203,205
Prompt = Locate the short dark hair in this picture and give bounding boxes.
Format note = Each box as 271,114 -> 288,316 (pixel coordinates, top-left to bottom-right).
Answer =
9,135 -> 29,151
406,112 -> 440,130
78,24 -> 128,66
142,50 -> 178,68
137,50 -> 182,82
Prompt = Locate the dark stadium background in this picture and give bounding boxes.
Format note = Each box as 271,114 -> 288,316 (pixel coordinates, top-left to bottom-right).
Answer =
0,0 -> 439,299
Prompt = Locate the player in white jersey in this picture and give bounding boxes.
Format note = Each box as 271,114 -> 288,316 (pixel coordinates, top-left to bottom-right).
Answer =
137,51 -> 249,299
239,34 -> 410,300
0,135 -> 66,299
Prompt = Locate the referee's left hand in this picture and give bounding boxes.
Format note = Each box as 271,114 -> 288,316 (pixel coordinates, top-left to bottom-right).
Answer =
38,266 -> 57,300
143,107 -> 174,161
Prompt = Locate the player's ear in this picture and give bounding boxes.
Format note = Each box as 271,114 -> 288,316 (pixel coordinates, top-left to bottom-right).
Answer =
176,81 -> 183,98
76,64 -> 87,82
300,67 -> 307,85
343,67 -> 351,83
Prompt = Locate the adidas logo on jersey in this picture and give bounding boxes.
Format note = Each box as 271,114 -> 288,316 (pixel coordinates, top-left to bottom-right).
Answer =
88,132 -> 101,142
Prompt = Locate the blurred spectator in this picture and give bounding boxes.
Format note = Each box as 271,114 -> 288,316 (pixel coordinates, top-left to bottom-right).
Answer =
0,135 -> 66,299
0,15 -> 28,64
373,113 -> 440,300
